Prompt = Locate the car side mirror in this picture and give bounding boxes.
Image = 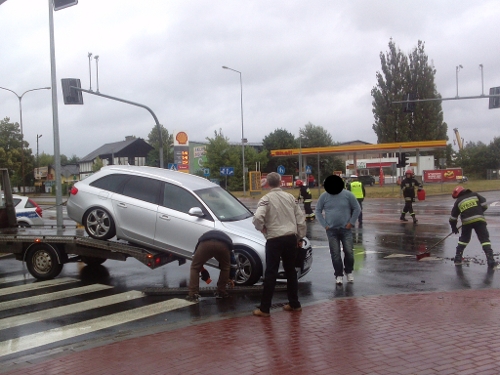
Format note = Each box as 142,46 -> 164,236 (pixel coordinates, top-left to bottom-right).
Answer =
188,207 -> 205,217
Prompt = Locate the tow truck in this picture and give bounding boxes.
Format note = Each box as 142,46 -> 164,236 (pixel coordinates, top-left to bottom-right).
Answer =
0,168 -> 199,280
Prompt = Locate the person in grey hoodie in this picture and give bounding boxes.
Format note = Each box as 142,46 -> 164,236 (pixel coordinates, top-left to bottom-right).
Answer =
315,174 -> 361,285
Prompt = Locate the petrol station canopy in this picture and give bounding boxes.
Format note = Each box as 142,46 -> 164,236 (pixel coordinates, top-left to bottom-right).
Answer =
270,140 -> 448,157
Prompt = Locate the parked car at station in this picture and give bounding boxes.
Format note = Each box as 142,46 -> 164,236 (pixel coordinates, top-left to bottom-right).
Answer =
67,165 -> 313,286
358,175 -> 376,186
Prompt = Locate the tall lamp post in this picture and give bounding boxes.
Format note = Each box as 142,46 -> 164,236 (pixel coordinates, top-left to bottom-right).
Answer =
455,65 -> 463,98
0,86 -> 51,194
222,66 -> 246,196
36,134 -> 42,193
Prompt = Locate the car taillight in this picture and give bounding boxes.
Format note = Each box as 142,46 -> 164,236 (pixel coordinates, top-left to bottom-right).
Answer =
29,198 -> 43,218
70,186 -> 78,195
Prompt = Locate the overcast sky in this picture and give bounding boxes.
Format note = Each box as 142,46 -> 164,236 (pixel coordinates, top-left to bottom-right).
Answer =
1,0 -> 499,159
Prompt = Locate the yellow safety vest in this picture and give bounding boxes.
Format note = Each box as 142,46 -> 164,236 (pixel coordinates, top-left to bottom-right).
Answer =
350,181 -> 364,199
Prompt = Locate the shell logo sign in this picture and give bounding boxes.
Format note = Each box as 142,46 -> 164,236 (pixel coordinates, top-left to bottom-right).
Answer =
174,131 -> 189,146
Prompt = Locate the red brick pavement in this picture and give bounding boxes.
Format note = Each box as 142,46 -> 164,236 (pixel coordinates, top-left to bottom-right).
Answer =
3,288 -> 500,375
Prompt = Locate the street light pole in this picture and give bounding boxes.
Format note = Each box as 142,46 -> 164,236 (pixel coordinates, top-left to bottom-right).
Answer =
456,65 -> 463,98
222,66 -> 246,196
36,134 -> 42,193
0,86 -> 51,194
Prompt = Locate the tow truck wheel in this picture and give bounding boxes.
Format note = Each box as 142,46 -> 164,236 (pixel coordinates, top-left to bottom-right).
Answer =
83,207 -> 116,240
25,244 -> 63,280
81,256 -> 106,266
233,248 -> 262,286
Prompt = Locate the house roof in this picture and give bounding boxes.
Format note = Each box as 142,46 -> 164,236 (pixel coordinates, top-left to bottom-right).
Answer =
61,164 -> 79,178
80,138 -> 153,162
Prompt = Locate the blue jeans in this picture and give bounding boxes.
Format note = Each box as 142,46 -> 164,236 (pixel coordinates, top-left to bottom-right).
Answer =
326,227 -> 354,277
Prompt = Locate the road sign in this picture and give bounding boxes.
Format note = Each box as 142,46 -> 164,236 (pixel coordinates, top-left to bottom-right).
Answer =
305,165 -> 312,174
203,168 -> 210,176
220,167 -> 235,176
277,165 -> 285,175
168,163 -> 178,171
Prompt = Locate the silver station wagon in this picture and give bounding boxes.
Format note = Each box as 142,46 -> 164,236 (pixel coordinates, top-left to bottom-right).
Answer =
67,165 -> 312,285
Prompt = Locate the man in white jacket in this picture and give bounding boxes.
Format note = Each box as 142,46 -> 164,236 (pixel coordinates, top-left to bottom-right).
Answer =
252,172 -> 307,317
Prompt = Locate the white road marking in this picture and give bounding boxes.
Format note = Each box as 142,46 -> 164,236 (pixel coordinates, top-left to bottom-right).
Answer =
0,277 -> 78,297
0,283 -> 112,312
0,290 -> 143,330
384,254 -> 414,258
0,274 -> 33,285
0,298 -> 194,357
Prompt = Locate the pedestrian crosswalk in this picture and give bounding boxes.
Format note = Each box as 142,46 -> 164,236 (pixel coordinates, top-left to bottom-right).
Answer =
0,274 -> 194,358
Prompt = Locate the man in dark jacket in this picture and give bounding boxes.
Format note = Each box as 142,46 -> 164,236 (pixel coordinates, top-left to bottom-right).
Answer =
400,169 -> 422,223
450,186 -> 497,268
187,230 -> 233,302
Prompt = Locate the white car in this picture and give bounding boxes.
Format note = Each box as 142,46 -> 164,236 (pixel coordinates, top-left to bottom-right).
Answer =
2,194 -> 44,227
67,165 -> 313,286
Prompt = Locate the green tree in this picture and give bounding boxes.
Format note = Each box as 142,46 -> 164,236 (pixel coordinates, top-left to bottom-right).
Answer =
0,117 -> 22,185
300,122 -> 333,147
372,39 -> 447,143
262,128 -> 297,174
146,124 -> 173,167
92,156 -> 104,172
299,122 -> 342,179
204,129 -> 239,189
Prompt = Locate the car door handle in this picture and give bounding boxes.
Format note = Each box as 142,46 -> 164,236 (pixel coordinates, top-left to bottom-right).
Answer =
117,203 -> 127,208
159,214 -> 170,221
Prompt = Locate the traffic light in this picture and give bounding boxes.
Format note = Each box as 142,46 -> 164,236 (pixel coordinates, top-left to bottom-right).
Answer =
403,93 -> 415,113
489,87 -> 500,109
61,78 -> 83,105
396,153 -> 410,168
401,153 -> 409,167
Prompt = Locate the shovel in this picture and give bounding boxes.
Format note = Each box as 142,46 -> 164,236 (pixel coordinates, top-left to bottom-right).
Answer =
416,226 -> 461,260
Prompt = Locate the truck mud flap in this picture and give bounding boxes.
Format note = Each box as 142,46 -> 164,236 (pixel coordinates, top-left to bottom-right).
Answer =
143,285 -> 287,296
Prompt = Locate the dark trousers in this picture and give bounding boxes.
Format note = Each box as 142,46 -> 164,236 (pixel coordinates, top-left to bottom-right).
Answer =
457,221 -> 491,251
259,234 -> 300,313
402,199 -> 415,216
304,202 -> 315,219
189,240 -> 231,296
357,199 -> 363,225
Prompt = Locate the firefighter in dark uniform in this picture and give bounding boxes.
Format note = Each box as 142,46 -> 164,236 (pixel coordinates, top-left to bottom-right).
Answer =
450,186 -> 497,268
347,175 -> 365,228
400,169 -> 422,223
297,180 -> 315,221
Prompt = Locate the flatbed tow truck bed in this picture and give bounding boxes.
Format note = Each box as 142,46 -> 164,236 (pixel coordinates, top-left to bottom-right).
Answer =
0,225 -> 194,280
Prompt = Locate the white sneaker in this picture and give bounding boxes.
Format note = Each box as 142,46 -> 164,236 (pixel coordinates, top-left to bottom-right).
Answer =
347,273 -> 354,283
336,276 -> 343,285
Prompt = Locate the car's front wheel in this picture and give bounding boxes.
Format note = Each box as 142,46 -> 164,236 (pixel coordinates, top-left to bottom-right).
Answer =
83,207 -> 116,240
233,248 -> 262,286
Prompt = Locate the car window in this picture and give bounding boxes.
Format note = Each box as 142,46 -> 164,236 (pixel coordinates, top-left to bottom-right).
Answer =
162,183 -> 205,215
12,198 -> 21,208
25,199 -> 36,208
90,174 -> 131,193
195,186 -> 252,222
121,176 -> 161,205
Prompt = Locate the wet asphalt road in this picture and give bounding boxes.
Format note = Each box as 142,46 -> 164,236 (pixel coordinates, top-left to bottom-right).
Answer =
1,191 -> 499,363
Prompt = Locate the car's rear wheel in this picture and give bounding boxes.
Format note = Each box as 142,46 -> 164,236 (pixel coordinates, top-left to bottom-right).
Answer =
83,207 -> 116,240
18,222 -> 30,228
25,243 -> 63,280
233,248 -> 262,286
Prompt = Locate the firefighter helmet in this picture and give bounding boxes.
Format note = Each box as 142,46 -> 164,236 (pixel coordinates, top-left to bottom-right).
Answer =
452,186 -> 465,199
296,180 -> 303,187
405,169 -> 414,176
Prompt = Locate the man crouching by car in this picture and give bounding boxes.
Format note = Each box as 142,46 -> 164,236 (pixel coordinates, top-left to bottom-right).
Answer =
186,230 -> 233,302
